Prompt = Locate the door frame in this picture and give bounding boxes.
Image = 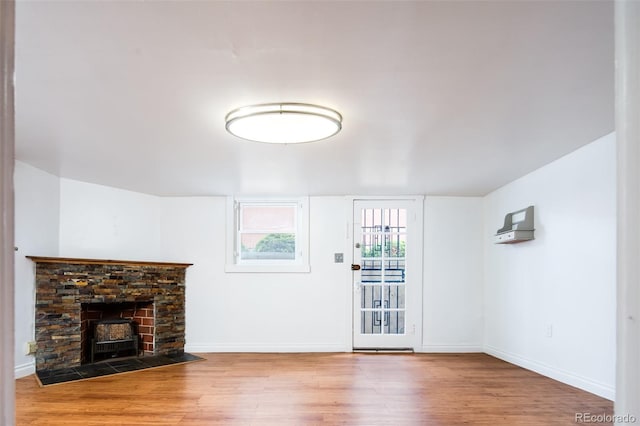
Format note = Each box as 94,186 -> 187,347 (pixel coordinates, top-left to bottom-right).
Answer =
345,196 -> 424,352
0,1 -> 15,423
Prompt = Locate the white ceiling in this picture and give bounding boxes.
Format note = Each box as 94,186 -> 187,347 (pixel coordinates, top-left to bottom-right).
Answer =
14,1 -> 614,197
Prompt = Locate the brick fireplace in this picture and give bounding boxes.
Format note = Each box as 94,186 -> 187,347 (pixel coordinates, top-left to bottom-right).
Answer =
28,257 -> 192,372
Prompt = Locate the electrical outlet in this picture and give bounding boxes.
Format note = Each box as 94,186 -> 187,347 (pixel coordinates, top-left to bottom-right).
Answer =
334,253 -> 344,263
545,324 -> 553,338
25,341 -> 37,355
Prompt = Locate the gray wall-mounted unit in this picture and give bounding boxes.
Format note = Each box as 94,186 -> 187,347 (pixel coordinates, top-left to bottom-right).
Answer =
495,206 -> 535,244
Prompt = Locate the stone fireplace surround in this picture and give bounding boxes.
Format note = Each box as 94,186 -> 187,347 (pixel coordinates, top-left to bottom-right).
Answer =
28,256 -> 192,372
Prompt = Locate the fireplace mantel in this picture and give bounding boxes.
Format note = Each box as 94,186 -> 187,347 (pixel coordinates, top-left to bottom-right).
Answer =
27,256 -> 192,268
29,256 -> 192,371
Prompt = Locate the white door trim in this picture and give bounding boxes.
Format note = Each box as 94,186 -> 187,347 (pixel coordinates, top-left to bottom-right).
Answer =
0,1 -> 15,424
616,0 -> 640,420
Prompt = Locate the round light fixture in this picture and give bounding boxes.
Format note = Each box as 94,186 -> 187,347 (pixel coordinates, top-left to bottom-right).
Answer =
225,103 -> 342,144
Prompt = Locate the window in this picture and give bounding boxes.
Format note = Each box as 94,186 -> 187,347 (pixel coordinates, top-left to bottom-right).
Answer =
225,197 -> 310,273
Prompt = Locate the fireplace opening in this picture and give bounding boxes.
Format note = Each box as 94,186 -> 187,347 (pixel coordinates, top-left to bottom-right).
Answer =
80,301 -> 155,364
91,319 -> 138,363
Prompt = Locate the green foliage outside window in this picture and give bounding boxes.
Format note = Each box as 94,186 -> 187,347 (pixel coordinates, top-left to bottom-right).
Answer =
254,233 -> 295,254
361,240 -> 406,258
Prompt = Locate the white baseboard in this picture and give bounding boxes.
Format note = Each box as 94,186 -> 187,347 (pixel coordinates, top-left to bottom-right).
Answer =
185,343 -> 349,353
420,344 -> 483,353
187,343 -> 482,354
484,345 -> 615,401
14,361 -> 35,379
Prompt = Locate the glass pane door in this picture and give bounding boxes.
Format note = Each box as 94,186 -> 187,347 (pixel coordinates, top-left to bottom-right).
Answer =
353,199 -> 421,350
360,208 -> 406,335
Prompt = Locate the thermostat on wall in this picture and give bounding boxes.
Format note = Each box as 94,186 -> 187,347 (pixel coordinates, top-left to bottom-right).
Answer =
495,206 -> 535,244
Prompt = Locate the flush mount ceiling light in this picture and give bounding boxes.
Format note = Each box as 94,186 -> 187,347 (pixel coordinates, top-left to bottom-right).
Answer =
225,103 -> 342,144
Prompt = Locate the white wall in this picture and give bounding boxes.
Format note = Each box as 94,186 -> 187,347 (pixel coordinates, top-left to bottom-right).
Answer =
162,196 -> 351,352
58,178 -> 162,260
57,189 -> 352,351
423,196 -> 484,352
55,184 -> 484,353
13,161 -> 60,378
483,132 -> 616,400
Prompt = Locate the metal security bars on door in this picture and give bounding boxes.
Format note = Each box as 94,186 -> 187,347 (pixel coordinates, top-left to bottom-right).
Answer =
360,208 -> 407,335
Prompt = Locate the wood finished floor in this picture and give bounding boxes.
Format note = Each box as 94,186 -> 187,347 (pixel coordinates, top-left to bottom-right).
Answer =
16,353 -> 613,425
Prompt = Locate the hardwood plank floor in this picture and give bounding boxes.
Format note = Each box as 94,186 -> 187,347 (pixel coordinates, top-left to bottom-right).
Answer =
15,353 -> 613,425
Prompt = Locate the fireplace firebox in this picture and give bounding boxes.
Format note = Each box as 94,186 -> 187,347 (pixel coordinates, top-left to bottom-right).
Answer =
91,319 -> 139,363
80,301 -> 154,364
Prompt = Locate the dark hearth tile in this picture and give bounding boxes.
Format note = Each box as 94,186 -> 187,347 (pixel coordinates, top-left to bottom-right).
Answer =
36,353 -> 202,386
139,355 -> 173,367
108,359 -> 147,373
107,358 -> 142,368
110,363 -> 145,373
37,367 -> 77,379
76,364 -> 118,378
37,371 -> 82,386
167,352 -> 202,363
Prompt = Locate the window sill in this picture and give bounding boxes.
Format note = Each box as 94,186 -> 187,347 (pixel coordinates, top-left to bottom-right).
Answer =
224,263 -> 311,274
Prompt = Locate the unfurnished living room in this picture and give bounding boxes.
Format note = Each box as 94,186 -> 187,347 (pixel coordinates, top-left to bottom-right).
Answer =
1,0 -> 639,425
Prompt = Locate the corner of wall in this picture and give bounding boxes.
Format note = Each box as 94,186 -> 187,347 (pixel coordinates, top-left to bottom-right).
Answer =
14,161 -> 61,376
481,133 -> 616,398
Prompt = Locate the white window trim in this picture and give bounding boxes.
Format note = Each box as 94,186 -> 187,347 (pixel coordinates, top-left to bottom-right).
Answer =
225,196 -> 310,273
